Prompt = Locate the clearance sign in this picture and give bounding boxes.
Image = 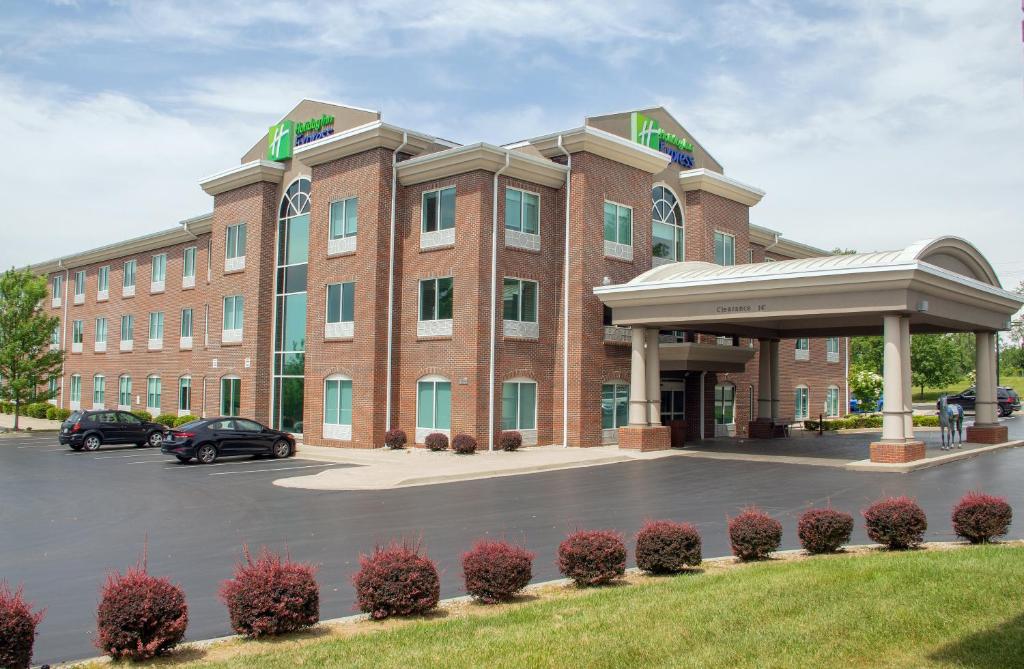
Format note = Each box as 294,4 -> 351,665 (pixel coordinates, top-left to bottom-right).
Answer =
630,112 -> 695,168
267,114 -> 336,161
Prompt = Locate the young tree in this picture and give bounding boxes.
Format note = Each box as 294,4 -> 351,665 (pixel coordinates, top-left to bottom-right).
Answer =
0,269 -> 64,430
910,334 -> 962,399
850,336 -> 883,376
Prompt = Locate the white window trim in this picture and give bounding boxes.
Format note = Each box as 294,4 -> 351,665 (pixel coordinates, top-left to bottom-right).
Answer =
220,375 -> 241,416
502,277 -> 539,340
328,235 -> 357,256
795,338 -> 810,361
501,377 -> 538,445
179,335 -> 192,350
825,385 -> 840,418
601,380 -> 630,443
222,328 -> 243,344
651,183 -> 686,264
714,230 -> 737,266
225,255 -> 245,272
94,341 -> 106,353
182,275 -> 196,289
603,200 -> 634,261
325,282 -> 355,339
323,374 -> 353,441
795,385 -> 810,420
420,186 -> 456,250
417,277 -> 453,338
603,325 -> 632,344
182,247 -> 197,288
415,374 -> 452,443
225,223 -> 247,271
505,187 -> 541,251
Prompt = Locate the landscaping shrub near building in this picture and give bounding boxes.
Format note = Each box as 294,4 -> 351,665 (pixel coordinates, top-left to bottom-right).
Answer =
803,414 -> 939,431
384,428 -> 407,449
45,406 -> 71,421
154,413 -> 178,427
729,508 -> 783,561
452,434 -> 477,454
635,520 -> 702,574
864,497 -> 928,549
96,561 -> 188,660
557,530 -> 626,586
173,414 -> 198,427
498,431 -> 522,451
0,582 -> 45,669
219,547 -> 319,638
424,432 -> 449,451
0,401 -> 12,414
797,508 -> 854,554
952,492 -> 1012,544
462,540 -> 534,604
130,409 -> 153,422
352,541 -> 440,620
25,402 -> 50,419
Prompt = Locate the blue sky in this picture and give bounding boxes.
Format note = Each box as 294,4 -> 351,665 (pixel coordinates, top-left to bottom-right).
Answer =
2,1 -> 1022,288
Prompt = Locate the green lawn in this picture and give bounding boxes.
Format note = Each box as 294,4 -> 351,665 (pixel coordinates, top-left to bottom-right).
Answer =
916,374 -> 1023,402
175,546 -> 1024,669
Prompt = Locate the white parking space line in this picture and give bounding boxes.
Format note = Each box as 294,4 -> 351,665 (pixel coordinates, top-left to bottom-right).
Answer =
161,459 -> 322,470
93,452 -> 161,459
207,464 -> 346,476
128,459 -> 177,464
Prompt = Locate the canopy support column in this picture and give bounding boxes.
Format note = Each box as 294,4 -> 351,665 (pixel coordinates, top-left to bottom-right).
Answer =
870,314 -> 925,463
967,331 -> 1009,443
619,327 -> 670,452
645,329 -> 662,426
900,316 -> 914,441
628,327 -> 648,426
769,340 -> 780,422
749,339 -> 777,438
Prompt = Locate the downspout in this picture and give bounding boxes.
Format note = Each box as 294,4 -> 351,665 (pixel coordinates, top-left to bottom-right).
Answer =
699,371 -> 706,440
60,261 -> 69,409
384,131 -> 408,434
764,232 -> 781,255
844,336 -> 850,415
487,152 -> 511,451
554,136 -> 571,447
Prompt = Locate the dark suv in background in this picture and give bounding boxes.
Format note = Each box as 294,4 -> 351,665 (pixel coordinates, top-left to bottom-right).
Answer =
59,410 -> 166,451
942,387 -> 1020,417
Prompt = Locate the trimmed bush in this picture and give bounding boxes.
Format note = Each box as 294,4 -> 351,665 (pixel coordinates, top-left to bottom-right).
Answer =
96,561 -> 188,660
728,507 -> 783,561
424,432 -> 449,452
952,492 -> 1012,544
353,541 -> 440,619
0,582 -> 45,669
130,409 -> 153,422
45,405 -> 59,420
557,530 -> 626,586
452,433 -> 477,454
54,407 -> 72,421
384,428 -> 407,449
0,401 -> 12,414
797,508 -> 854,554
462,540 -> 534,604
220,547 -> 319,638
498,431 -> 522,452
863,496 -> 928,550
25,403 -> 49,419
173,414 -> 199,427
154,413 -> 178,427
635,520 -> 702,574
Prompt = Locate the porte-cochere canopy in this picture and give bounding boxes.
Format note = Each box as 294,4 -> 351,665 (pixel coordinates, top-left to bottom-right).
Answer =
595,237 -> 1022,339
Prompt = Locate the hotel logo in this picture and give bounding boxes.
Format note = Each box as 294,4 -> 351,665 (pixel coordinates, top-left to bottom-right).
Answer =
630,112 -> 696,168
267,120 -> 295,161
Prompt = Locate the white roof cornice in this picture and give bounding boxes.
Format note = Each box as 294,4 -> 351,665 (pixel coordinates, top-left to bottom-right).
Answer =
199,159 -> 285,196
397,143 -> 569,188
527,126 -> 671,174
295,121 -> 437,167
678,168 -> 765,207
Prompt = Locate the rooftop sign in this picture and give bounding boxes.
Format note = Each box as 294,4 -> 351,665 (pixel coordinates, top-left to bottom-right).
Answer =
630,112 -> 695,169
267,114 -> 336,161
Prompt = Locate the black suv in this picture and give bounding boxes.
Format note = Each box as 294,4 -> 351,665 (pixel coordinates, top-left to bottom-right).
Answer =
942,387 -> 1020,418
59,410 -> 166,451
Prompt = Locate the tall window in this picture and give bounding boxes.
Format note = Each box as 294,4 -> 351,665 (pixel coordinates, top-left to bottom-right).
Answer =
179,377 -> 191,414
48,376 -> 58,398
118,375 -> 132,408
223,296 -> 244,332
419,277 -> 454,321
714,232 -> 735,266
146,376 -> 161,412
70,374 -> 81,404
149,312 -> 164,340
183,247 -> 196,280
95,317 -> 107,343
417,377 -> 452,431
795,338 -> 810,361
226,223 -> 247,259
72,320 -> 83,344
120,314 -> 133,342
97,265 -> 109,293
826,336 -> 840,362
502,278 -> 537,323
273,178 -> 310,433
151,254 -> 167,284
221,376 -> 241,416
324,376 -> 353,426
52,275 -> 63,299
795,386 -> 809,420
50,324 -> 60,347
505,188 -> 539,235
825,386 -> 840,418
326,282 -> 355,324
501,380 -> 537,431
123,260 -> 136,288
715,383 -> 735,425
601,383 -> 629,429
603,201 -> 632,247
651,186 -> 684,262
422,187 -> 455,232
181,308 -> 193,337
329,197 -> 358,240
74,270 -> 86,298
93,375 -> 105,405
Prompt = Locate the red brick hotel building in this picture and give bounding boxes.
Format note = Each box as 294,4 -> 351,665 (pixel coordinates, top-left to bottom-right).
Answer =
34,101 -> 847,449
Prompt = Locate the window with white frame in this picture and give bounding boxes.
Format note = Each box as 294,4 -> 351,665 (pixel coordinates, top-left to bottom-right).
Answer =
120,314 -> 133,345
651,185 -> 684,264
182,247 -> 196,287
826,336 -> 840,363
95,317 -> 107,351
714,232 -> 735,266
93,375 -> 105,407
421,187 -> 455,249
147,375 -> 162,413
123,259 -> 136,296
151,254 -> 166,291
416,376 -> 452,441
72,320 -> 83,352
825,385 -> 840,418
501,380 -> 537,439
50,324 -> 60,348
323,375 -> 353,440
178,376 -> 191,415
325,282 -> 355,338
328,197 -> 358,255
118,375 -> 132,409
601,383 -> 629,433
221,376 -> 241,416
715,383 -> 735,425
505,187 -> 539,250
51,275 -> 63,304
502,277 -> 538,339
603,201 -> 632,260
794,385 -> 809,420
97,265 -> 110,298
74,270 -> 86,302
48,376 -> 58,401
180,308 -> 193,339
225,223 -> 247,267
418,277 -> 453,337
148,312 -> 164,349
70,374 -> 81,408
795,338 -> 810,361
222,295 -> 243,342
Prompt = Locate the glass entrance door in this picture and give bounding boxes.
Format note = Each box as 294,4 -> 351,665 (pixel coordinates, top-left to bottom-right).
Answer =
660,382 -> 685,426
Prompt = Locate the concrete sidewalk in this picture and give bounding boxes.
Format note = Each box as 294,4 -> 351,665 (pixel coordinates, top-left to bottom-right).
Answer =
282,444 -> 683,490
0,412 -> 61,432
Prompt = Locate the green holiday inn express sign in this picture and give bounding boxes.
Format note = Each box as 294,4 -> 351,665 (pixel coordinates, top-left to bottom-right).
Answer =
267,114 -> 336,161
630,112 -> 695,168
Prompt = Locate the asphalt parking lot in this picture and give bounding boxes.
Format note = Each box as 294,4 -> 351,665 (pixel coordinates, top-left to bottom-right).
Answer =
2,419 -> 1022,665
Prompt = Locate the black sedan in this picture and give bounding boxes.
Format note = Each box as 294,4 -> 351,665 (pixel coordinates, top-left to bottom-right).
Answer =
161,417 -> 295,464
59,410 -> 166,451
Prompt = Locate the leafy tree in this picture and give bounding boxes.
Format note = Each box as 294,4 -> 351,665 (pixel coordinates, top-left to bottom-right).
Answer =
850,336 -> 883,376
0,269 -> 64,429
1002,345 -> 1024,377
849,368 -> 882,410
911,334 -> 964,398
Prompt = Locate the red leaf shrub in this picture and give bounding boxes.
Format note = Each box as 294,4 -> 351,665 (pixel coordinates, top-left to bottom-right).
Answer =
353,541 -> 440,619
424,432 -> 449,451
462,540 -> 534,603
952,492 -> 1012,544
499,431 -> 522,452
384,429 -> 407,449
96,562 -> 188,660
557,530 -> 626,586
635,521 -> 702,574
797,508 -> 854,554
728,507 -> 783,561
0,582 -> 45,669
219,547 -> 319,638
863,496 -> 928,549
452,433 -> 478,454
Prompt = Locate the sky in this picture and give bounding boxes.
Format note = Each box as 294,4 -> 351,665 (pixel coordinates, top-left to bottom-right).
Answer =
2,1 -> 1022,288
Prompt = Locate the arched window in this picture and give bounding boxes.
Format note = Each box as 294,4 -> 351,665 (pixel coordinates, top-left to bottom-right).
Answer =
221,375 -> 241,416
146,375 -> 162,414
93,374 -> 105,408
324,374 -> 353,441
825,385 -> 840,418
714,383 -> 735,426
501,378 -> 537,432
118,375 -> 132,409
794,385 -> 810,420
652,185 -> 685,263
279,178 -> 311,219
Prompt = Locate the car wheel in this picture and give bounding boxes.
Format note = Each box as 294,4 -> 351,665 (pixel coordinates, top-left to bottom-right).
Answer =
83,434 -> 102,451
175,455 -> 191,464
272,439 -> 291,459
147,431 -> 163,448
196,443 -> 217,464
69,444 -> 84,451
